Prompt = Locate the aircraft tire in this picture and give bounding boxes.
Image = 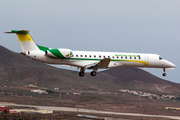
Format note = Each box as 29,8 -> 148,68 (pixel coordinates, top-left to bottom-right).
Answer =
79,72 -> 85,77
162,73 -> 167,76
91,71 -> 97,76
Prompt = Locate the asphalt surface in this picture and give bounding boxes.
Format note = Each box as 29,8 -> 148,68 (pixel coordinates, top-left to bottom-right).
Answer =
0,102 -> 180,119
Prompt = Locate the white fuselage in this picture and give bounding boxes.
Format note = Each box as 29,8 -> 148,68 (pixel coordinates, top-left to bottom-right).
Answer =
24,50 -> 175,70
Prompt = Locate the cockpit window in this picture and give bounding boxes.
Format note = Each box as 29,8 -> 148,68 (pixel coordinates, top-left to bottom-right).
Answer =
159,56 -> 163,60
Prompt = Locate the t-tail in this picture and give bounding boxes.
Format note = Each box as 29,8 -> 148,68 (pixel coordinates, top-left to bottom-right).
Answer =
5,30 -> 39,52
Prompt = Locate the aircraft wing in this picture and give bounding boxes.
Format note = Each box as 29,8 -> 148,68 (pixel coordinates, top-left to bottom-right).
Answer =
85,58 -> 111,69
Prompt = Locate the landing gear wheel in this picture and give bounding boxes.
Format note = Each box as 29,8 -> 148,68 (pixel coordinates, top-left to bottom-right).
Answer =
162,73 -> 167,76
79,72 -> 85,77
90,71 -> 97,76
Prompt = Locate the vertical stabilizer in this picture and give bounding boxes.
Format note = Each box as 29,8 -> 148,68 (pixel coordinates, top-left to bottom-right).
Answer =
5,30 -> 39,52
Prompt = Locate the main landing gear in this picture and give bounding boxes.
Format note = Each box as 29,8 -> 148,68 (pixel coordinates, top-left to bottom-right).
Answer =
79,72 -> 85,77
162,68 -> 167,77
90,71 -> 97,76
79,68 -> 85,77
79,71 -> 97,77
78,68 -> 97,77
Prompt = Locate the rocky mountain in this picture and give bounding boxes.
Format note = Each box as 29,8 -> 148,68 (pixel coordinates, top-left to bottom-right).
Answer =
0,45 -> 179,94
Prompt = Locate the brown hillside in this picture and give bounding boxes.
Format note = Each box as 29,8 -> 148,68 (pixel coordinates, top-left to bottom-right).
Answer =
86,67 -> 180,93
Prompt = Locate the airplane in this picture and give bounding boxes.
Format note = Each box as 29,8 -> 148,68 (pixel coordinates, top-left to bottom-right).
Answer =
5,30 -> 176,77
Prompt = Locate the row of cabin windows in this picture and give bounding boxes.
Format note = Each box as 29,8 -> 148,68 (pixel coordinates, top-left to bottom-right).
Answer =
72,55 -> 141,59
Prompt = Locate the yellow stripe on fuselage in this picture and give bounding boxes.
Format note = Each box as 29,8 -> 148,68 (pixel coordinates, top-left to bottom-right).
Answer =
112,59 -> 149,66
17,34 -> 34,42
127,60 -> 149,66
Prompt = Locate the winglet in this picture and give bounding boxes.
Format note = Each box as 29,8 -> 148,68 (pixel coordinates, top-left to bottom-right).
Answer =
5,30 -> 29,35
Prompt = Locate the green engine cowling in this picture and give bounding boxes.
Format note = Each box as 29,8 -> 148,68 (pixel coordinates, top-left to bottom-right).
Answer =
45,48 -> 73,59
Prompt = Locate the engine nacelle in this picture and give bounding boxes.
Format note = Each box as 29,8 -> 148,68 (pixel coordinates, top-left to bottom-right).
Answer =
45,48 -> 73,59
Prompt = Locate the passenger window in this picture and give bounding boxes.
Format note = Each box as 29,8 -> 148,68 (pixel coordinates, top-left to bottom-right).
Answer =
125,57 -> 127,59
117,56 -> 119,59
81,55 -> 83,57
121,56 -> 123,59
103,56 -> 105,58
108,56 -> 110,58
94,55 -> 96,58
85,55 -> 87,57
89,55 -> 91,57
134,57 -> 136,59
112,56 -> 114,58
76,55 -> 78,57
130,57 -> 132,59
99,56 -> 101,58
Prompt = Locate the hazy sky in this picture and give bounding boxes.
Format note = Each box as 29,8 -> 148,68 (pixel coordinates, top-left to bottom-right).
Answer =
1,0 -> 180,83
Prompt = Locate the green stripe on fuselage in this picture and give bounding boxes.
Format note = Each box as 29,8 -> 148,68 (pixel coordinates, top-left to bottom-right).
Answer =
49,49 -> 66,58
37,45 -> 66,58
37,45 -> 49,51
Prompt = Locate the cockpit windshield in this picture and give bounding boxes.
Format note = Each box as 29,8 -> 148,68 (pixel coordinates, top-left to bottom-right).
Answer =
159,56 -> 163,60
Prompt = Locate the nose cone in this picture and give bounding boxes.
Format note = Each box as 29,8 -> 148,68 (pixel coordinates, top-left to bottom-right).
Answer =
165,60 -> 176,68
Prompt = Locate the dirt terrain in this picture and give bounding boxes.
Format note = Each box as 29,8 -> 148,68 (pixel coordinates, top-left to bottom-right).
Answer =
0,86 -> 180,117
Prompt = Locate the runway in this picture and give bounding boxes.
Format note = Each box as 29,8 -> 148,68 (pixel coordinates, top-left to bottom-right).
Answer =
0,102 -> 180,119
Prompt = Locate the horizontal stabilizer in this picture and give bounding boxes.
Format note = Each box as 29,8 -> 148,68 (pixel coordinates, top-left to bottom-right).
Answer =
5,30 -> 29,35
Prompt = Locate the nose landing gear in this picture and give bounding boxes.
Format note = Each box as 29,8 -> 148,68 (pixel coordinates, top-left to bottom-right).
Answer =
162,73 -> 167,76
162,68 -> 167,76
